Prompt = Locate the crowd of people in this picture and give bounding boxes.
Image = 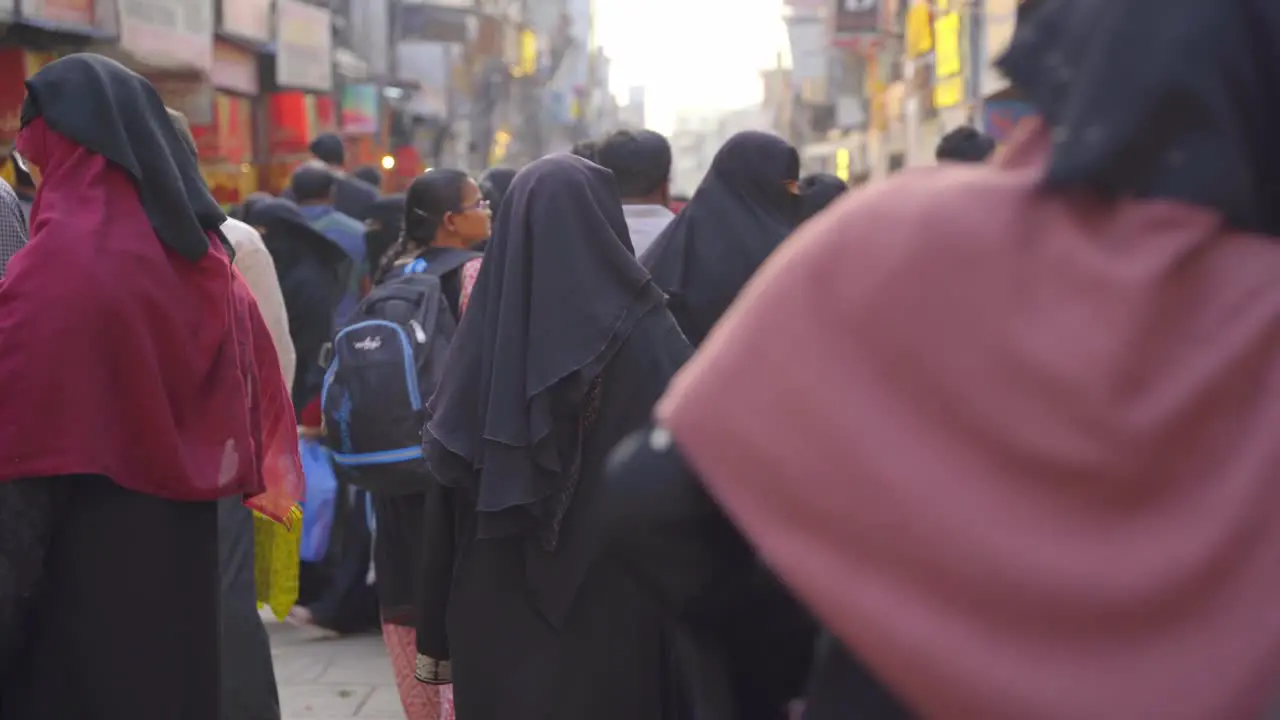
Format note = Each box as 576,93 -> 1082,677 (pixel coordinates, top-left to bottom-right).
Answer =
4,1 -> 1280,718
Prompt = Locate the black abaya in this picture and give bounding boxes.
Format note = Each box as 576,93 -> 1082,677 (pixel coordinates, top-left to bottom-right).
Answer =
424,305 -> 694,719
417,154 -> 693,719
1,474 -> 220,720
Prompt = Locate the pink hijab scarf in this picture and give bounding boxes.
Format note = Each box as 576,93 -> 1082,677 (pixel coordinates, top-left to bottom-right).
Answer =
658,121 -> 1280,719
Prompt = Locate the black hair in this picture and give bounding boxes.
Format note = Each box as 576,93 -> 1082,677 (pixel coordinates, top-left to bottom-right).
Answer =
353,165 -> 382,188
375,168 -> 472,282
290,164 -> 336,203
570,140 -> 599,163
309,133 -> 346,166
596,129 -> 672,199
935,125 -> 996,163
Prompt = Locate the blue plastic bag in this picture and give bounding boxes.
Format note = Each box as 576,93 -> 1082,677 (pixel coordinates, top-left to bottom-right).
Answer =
299,438 -> 339,563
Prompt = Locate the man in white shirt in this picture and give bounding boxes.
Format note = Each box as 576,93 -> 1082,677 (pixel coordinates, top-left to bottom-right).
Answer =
596,129 -> 676,257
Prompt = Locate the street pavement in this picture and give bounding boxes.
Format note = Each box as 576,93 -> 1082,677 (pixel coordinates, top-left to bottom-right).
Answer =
267,615 -> 407,720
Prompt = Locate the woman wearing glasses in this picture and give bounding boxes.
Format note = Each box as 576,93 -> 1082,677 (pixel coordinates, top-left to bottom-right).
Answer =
371,168 -> 491,720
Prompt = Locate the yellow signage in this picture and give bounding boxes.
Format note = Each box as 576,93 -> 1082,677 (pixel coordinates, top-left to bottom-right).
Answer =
932,8 -> 963,108
514,29 -> 538,78
835,148 -> 850,182
905,1 -> 932,58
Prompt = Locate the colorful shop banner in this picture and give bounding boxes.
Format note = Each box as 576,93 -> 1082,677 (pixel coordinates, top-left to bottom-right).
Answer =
118,0 -> 215,71
219,0 -> 271,44
268,91 -> 336,155
981,99 -> 1035,144
276,0 -> 333,92
341,83 -> 380,136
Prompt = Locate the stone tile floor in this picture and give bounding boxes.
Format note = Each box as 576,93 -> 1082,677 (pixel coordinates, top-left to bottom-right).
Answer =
268,617 -> 406,719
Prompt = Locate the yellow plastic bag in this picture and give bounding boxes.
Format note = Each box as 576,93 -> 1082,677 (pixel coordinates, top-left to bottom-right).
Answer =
254,505 -> 302,620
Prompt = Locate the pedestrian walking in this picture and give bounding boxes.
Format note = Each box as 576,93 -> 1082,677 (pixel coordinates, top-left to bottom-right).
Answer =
0,53 -> 302,720
416,154 -> 692,719
614,0 -> 1280,716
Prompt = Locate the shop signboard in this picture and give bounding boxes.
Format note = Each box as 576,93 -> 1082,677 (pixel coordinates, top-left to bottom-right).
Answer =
118,0 -> 215,72
20,0 -> 97,33
219,0 -> 271,44
211,40 -> 258,96
931,0 -> 964,109
276,0 -> 333,92
341,83 -> 380,135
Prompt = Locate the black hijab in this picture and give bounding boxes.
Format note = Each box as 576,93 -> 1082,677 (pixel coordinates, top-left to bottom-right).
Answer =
799,173 -> 848,222
425,154 -> 665,547
641,130 -> 799,347
245,198 -> 349,408
999,0 -> 1280,235
365,193 -> 405,270
21,53 -> 226,261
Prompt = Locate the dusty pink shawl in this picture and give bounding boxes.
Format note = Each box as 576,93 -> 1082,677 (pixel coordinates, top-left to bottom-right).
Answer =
658,121 -> 1280,719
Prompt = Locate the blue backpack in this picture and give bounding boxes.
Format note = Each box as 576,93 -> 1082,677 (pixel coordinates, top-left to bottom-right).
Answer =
321,249 -> 479,495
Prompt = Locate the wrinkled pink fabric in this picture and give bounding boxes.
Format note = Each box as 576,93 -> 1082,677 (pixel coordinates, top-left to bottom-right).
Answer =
658,121 -> 1280,719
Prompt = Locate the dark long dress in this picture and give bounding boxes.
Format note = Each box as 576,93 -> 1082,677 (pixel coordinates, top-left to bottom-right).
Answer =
217,496 -> 280,720
418,306 -> 694,719
0,474 -> 220,720
605,431 -> 912,720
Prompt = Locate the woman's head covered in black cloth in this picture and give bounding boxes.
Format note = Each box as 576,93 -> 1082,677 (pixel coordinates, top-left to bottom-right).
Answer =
641,130 -> 800,346
798,173 -> 848,222
424,153 -> 664,547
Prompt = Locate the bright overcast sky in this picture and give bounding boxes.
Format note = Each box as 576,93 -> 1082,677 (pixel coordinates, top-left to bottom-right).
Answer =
592,0 -> 789,134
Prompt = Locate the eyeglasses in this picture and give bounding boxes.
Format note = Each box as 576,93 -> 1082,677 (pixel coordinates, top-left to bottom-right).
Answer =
461,198 -> 491,213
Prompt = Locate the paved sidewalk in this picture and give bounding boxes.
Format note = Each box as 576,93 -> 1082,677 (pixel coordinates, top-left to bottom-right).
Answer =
268,618 -> 407,720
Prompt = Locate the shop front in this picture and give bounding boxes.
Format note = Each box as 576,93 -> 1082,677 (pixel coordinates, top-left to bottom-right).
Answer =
190,40 -> 259,206
266,0 -> 333,193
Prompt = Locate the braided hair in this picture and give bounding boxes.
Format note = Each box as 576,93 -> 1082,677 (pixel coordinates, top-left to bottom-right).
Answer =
374,168 -> 471,283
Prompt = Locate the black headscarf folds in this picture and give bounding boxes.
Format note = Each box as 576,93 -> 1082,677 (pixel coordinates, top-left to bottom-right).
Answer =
641,130 -> 799,346
999,0 -> 1280,235
20,54 -> 226,261
425,154 -> 664,546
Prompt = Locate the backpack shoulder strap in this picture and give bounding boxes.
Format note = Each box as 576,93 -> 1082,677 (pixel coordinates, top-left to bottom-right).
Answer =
420,249 -> 482,278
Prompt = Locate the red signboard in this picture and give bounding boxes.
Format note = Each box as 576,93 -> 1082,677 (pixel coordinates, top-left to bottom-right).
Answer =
268,91 -> 337,155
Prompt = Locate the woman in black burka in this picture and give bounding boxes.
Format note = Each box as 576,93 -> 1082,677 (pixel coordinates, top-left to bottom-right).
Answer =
245,198 -> 349,412
641,130 -> 801,347
414,154 -> 694,719
245,200 -> 378,633
630,130 -> 820,719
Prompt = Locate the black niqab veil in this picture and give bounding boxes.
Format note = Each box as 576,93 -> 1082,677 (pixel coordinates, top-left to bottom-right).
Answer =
999,0 -> 1280,235
20,54 -> 225,261
641,130 -> 799,346
425,154 -> 664,546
